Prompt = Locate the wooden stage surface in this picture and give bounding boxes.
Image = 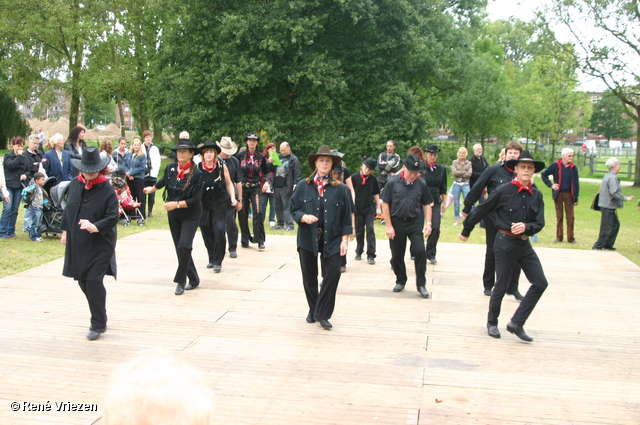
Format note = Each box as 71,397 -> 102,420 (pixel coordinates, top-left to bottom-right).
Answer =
1,231 -> 639,424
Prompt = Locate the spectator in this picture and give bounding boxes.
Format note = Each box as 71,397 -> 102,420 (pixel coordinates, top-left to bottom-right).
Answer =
469,143 -> 489,189
592,157 -> 634,251
451,147 -> 472,225
271,141 -> 300,232
98,140 -> 118,179
124,138 -> 147,222
142,130 -> 161,218
377,139 -> 402,190
44,133 -> 74,183
261,142 -> 277,226
24,172 -> 48,242
541,148 -> 580,243
0,137 -> 30,239
65,125 -> 87,161
112,138 -> 129,179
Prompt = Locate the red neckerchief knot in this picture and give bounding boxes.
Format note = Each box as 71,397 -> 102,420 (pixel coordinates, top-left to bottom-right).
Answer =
359,170 -> 369,185
399,171 -> 414,187
78,174 -> 106,190
511,179 -> 533,195
177,161 -> 192,180
426,161 -> 437,172
314,174 -> 329,195
202,161 -> 217,172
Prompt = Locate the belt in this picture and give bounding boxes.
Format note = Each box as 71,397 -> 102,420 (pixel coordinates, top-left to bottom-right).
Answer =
242,182 -> 261,188
391,216 -> 418,222
498,229 -> 529,240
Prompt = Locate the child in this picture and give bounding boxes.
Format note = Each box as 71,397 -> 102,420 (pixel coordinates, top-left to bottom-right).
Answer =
24,172 -> 49,242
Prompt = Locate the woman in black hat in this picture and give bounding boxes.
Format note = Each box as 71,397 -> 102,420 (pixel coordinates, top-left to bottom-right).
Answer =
421,143 -> 448,264
144,139 -> 204,295
237,132 -> 270,250
198,141 -> 238,272
290,145 -> 353,330
61,146 -> 119,340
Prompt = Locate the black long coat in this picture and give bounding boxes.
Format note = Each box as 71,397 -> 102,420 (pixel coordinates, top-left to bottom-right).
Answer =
61,178 -> 119,281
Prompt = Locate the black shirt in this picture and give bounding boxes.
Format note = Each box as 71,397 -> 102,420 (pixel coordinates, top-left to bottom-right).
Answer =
350,171 -> 380,215
461,182 -> 545,237
381,174 -> 433,219
156,162 -> 204,220
237,150 -> 269,184
469,155 -> 489,188
421,162 -> 447,206
463,162 -> 515,215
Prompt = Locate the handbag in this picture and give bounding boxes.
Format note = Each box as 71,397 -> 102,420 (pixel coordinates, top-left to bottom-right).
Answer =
590,192 -> 600,211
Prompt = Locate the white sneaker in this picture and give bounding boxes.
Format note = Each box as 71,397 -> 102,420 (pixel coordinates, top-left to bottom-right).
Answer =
269,221 -> 276,227
34,237 -> 44,242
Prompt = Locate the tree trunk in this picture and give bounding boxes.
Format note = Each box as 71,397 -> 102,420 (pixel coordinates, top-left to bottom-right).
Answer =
116,90 -> 126,137
634,105 -> 640,187
68,70 -> 81,134
153,124 -> 162,145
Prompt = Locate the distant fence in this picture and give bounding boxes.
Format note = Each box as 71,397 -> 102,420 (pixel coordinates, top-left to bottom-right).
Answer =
588,156 -> 636,178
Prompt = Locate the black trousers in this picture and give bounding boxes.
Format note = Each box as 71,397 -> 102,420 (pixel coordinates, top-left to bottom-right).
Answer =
389,217 -> 427,288
593,207 -> 620,249
238,186 -> 265,245
200,215 -> 227,266
128,177 -> 146,219
299,247 -> 342,321
168,213 -> 200,285
484,217 -> 521,293
78,279 -> 107,331
355,212 -> 376,258
226,205 -> 238,251
489,233 -> 548,326
425,204 -> 442,259
143,177 -> 157,217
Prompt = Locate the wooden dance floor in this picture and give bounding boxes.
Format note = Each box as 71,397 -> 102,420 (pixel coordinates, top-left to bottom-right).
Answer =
1,231 -> 638,424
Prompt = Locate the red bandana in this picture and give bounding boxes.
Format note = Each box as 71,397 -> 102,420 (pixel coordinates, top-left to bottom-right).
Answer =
177,161 -> 193,180
511,179 -> 533,195
314,174 -> 329,195
78,174 -> 107,190
426,161 -> 437,172
359,170 -> 369,185
202,161 -> 217,172
399,171 -> 414,186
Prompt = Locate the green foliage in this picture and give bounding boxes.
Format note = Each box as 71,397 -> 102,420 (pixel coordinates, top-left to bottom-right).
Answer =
0,89 -> 29,146
590,91 -> 635,141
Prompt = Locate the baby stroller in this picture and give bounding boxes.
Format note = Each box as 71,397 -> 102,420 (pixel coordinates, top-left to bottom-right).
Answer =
111,177 -> 145,226
40,177 -> 70,237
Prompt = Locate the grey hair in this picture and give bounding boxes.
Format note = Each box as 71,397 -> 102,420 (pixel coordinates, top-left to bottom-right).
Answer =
605,157 -> 620,170
561,148 -> 573,156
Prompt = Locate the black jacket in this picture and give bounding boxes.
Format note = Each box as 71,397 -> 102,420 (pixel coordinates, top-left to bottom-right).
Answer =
61,178 -> 119,281
3,151 -> 31,189
290,178 -> 352,257
269,152 -> 301,196
469,155 -> 489,188
23,149 -> 48,178
463,162 -> 514,215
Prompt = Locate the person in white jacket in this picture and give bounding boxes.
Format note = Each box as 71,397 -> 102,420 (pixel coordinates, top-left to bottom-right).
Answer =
142,130 -> 162,218
0,162 -> 10,204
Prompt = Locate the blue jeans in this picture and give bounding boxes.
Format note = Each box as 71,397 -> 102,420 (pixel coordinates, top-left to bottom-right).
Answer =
451,182 -> 470,220
26,207 -> 43,240
0,187 -> 23,238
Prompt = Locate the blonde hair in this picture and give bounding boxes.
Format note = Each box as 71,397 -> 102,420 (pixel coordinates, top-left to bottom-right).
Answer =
49,133 -> 64,150
130,138 -> 144,157
457,147 -> 468,156
103,350 -> 213,425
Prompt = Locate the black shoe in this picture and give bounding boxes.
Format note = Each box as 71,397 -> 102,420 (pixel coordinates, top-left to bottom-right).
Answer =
185,282 -> 199,290
604,246 -> 616,251
206,263 -> 214,269
506,322 -> 533,342
487,324 -> 500,338
428,257 -> 437,264
355,253 -> 362,261
213,265 -> 221,273
148,212 -> 153,218
483,288 -> 492,296
229,250 -> 237,258
507,290 -> 524,301
367,257 -> 375,265
319,319 -> 332,330
175,283 -> 185,295
258,243 -> 265,250
241,241 -> 249,248
393,284 -> 405,292
418,286 -> 430,298
306,312 -> 316,323
86,330 -> 101,341
592,246 -> 603,250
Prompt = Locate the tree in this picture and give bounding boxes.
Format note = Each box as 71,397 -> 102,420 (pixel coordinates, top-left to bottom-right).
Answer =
151,0 -> 486,161
590,91 -> 635,141
0,0 -> 111,134
543,0 -> 640,186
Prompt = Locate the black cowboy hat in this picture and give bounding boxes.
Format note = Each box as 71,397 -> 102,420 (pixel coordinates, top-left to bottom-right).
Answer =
505,150 -> 546,173
171,139 -> 200,154
423,143 -> 441,154
198,140 -> 221,154
244,132 -> 260,141
71,146 -> 111,174
404,154 -> 422,172
307,145 -> 343,170
362,157 -> 377,171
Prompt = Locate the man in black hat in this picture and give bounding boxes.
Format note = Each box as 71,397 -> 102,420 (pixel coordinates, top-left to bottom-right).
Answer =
462,141 -> 524,299
350,157 -> 381,264
460,150 -> 548,342
381,154 -> 434,298
422,143 -> 448,264
217,137 -> 242,258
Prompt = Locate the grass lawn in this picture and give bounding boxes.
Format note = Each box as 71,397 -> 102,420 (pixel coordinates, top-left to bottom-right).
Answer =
1,180 -> 639,279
